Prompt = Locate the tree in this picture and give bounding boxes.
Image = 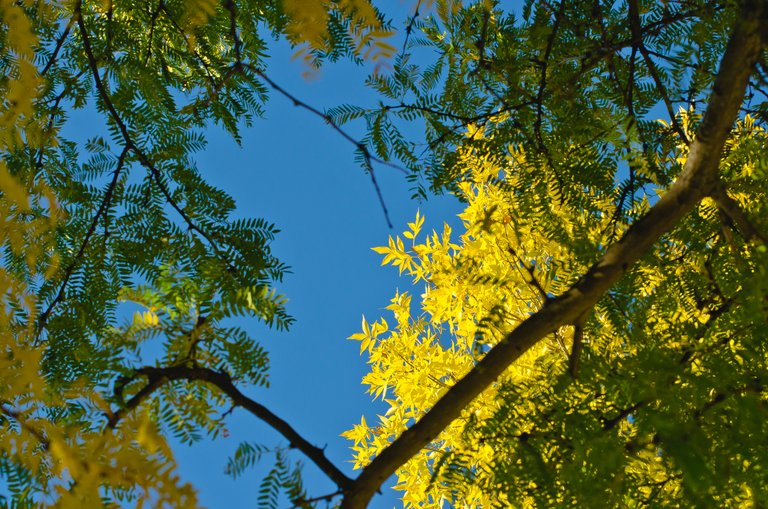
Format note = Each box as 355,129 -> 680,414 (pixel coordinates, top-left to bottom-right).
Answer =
0,1 -> 766,509
340,0 -> 768,507
347,114 -> 767,507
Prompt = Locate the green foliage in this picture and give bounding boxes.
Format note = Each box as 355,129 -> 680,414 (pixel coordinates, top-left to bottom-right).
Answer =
0,0 -> 392,507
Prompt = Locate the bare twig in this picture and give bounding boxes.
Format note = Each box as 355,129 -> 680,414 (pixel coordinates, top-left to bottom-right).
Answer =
399,0 -> 423,57
245,63 -> 402,228
290,489 -> 344,508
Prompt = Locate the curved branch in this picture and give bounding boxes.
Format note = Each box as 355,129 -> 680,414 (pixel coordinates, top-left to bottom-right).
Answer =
108,365 -> 354,492
340,5 -> 766,507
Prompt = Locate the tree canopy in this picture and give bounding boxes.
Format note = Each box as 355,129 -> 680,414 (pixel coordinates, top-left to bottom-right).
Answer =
1,0 -> 767,508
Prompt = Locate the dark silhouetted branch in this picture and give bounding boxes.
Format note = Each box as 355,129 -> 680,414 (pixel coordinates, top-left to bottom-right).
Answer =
108,365 -> 354,492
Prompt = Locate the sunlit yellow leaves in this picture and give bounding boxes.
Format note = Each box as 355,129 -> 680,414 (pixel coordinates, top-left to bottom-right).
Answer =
0,0 -> 45,148
373,234 -> 416,275
282,0 -> 397,71
0,1 -> 63,498
340,416 -> 375,469
348,316 -> 388,354
134,309 -> 161,327
403,209 -> 424,239
347,125 -> 689,506
182,0 -> 218,31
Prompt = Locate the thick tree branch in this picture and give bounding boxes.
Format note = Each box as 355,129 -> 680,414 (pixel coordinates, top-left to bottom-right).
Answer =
108,365 -> 354,492
340,5 -> 766,507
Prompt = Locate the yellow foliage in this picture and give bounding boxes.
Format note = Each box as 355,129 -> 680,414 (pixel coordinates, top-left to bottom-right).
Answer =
348,114 -> 768,506
282,0 -> 399,70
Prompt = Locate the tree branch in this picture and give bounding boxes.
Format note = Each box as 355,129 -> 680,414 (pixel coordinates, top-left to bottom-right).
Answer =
37,146 -> 129,335
628,0 -> 690,144
711,185 -> 768,244
339,5 -> 766,507
108,365 -> 354,492
41,14 -> 76,76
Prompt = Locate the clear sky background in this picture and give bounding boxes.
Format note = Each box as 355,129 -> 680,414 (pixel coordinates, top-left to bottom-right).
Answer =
156,4 -> 464,508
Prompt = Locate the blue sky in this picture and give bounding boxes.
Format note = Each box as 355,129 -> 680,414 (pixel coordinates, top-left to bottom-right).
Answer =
164,7 -> 464,508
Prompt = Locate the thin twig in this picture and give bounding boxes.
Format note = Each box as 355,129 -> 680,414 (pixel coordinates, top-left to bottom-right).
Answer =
37,147 -> 129,335
290,489 -> 344,508
399,0 -> 422,57
507,246 -> 548,304
245,63 -> 402,228
533,1 -> 566,194
144,0 -> 164,64
0,403 -> 50,449
628,0 -> 689,144
41,15 -> 76,76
